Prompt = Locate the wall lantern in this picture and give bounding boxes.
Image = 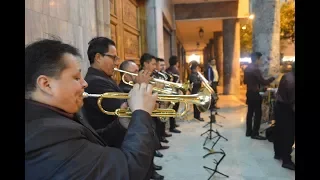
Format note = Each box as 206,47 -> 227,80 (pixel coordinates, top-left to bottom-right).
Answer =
199,28 -> 204,38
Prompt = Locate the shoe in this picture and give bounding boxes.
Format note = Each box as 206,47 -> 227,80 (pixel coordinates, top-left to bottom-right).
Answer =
282,162 -> 295,170
150,171 -> 164,180
169,128 -> 181,133
154,151 -> 163,158
196,118 -> 204,121
175,124 -> 180,127
164,132 -> 172,137
246,132 -> 251,137
159,145 -> 169,150
251,135 -> 267,140
153,163 -> 162,171
274,155 -> 281,160
160,137 -> 169,143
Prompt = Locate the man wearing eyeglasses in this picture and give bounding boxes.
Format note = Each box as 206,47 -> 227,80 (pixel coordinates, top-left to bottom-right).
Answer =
82,37 -> 152,147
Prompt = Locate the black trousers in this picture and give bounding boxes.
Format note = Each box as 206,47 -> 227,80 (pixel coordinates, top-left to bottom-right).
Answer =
153,117 -> 164,142
246,91 -> 262,136
273,102 -> 295,163
211,82 -> 218,95
192,88 -> 201,119
169,103 -> 179,130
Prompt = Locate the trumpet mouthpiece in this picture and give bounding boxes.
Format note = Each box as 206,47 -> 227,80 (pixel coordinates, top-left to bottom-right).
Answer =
82,92 -> 89,98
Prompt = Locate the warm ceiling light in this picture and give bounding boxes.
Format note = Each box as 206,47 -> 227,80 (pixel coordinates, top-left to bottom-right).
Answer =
199,28 -> 204,38
242,25 -> 247,30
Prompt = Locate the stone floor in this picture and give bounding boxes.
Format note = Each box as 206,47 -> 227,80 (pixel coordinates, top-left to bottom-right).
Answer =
155,95 -> 295,180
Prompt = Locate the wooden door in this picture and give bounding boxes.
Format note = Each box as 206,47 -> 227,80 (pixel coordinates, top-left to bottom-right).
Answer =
110,0 -> 144,82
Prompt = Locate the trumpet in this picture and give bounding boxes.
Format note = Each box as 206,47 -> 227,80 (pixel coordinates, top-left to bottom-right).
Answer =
114,68 -> 191,94
82,88 -> 211,118
118,70 -> 177,95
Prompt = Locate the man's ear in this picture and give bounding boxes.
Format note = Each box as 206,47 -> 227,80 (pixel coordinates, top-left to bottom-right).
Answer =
36,75 -> 54,95
94,53 -> 103,64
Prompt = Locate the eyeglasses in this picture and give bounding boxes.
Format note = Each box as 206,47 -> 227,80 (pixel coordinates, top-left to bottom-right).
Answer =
102,53 -> 120,61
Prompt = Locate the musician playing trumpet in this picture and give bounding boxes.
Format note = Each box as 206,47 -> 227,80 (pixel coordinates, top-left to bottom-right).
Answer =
189,61 -> 205,122
83,37 -> 158,180
118,60 -> 139,93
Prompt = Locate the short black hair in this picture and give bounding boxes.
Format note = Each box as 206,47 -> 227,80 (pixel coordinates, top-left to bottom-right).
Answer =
156,57 -> 165,62
119,60 -> 136,76
169,55 -> 178,66
190,61 -> 199,70
251,52 -> 262,63
25,39 -> 80,97
140,53 -> 156,69
87,37 -> 116,64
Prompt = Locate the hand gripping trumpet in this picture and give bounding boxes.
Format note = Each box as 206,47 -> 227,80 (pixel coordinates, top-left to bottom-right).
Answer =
114,68 -> 191,94
82,88 -> 211,118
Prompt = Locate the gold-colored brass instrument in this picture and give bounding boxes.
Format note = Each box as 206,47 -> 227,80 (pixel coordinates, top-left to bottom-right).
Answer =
114,68 -> 190,94
197,71 -> 218,101
82,88 -> 211,118
118,69 -> 177,95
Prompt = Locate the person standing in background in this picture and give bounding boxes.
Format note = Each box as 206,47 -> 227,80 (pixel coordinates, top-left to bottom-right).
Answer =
204,58 -> 220,109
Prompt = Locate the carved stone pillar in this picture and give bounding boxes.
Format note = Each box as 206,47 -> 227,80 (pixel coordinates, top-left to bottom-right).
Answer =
223,19 -> 240,96
209,38 -> 215,59
146,0 -> 164,57
95,0 -> 110,37
252,0 -> 281,78
213,31 -> 223,86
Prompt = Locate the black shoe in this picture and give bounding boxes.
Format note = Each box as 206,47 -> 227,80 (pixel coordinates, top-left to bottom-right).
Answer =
251,135 -> 267,140
170,128 -> 181,133
282,162 -> 295,170
151,171 -> 164,180
164,132 -> 172,137
175,124 -> 180,127
153,163 -> 162,171
159,145 -> 170,150
196,118 -> 204,121
274,155 -> 281,160
154,151 -> 163,158
160,137 -> 169,143
246,132 -> 251,137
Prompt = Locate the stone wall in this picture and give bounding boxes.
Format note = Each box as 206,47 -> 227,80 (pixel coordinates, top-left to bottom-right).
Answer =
25,0 -> 110,77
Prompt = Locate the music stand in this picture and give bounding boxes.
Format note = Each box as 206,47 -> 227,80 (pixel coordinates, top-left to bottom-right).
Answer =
203,148 -> 229,179
201,109 -> 228,147
203,108 -> 225,128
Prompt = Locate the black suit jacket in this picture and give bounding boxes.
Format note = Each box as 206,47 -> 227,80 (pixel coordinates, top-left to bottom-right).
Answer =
83,67 -> 126,147
189,72 -> 202,94
25,100 -> 157,180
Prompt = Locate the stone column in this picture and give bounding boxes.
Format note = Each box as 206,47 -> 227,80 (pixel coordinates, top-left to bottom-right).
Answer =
213,31 -> 223,87
209,38 -> 215,59
146,0 -> 164,57
252,0 -> 281,78
203,46 -> 208,65
223,19 -> 240,96
95,0 -> 110,37
171,30 -> 177,55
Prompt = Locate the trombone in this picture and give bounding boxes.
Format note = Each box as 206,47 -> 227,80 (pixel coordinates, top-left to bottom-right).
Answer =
83,88 -> 211,118
114,68 -> 191,94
